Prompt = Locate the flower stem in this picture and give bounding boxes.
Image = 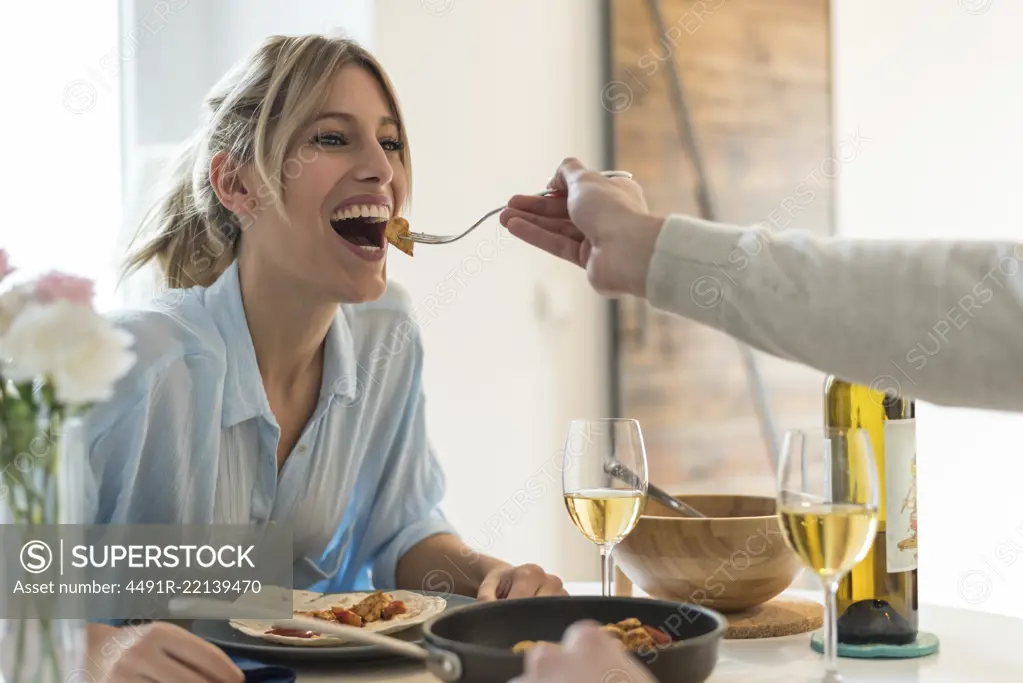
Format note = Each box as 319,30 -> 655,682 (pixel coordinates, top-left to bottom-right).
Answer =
1,379 -> 77,683
13,598 -> 27,683
40,617 -> 65,682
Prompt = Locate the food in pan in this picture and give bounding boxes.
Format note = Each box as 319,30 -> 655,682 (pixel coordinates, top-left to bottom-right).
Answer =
512,618 -> 675,654
385,216 -> 414,256
228,589 -> 445,647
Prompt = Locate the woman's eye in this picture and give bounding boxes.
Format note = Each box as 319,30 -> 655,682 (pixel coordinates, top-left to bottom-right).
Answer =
312,132 -> 348,147
310,132 -> 402,152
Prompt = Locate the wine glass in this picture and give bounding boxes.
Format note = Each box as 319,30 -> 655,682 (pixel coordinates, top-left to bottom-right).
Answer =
562,418 -> 649,597
776,426 -> 880,682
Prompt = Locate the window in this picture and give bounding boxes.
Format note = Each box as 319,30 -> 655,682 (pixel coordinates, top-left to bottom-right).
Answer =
2,2 -> 122,313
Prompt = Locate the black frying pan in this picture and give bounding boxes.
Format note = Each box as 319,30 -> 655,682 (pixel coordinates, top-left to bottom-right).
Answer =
418,594 -> 727,683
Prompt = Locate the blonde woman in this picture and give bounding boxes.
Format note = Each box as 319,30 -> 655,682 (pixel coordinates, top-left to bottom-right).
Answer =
84,34 -> 565,682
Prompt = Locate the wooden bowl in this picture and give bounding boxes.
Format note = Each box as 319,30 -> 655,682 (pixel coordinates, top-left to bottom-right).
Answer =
614,494 -> 803,613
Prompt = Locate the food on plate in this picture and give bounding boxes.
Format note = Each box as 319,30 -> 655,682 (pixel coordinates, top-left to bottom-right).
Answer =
265,627 -> 317,638
286,591 -> 407,632
385,216 -> 414,256
294,605 -> 364,627
227,589 -> 443,647
512,618 -> 675,655
295,608 -> 336,622
350,589 -> 407,623
383,600 -> 408,619
331,606 -> 365,627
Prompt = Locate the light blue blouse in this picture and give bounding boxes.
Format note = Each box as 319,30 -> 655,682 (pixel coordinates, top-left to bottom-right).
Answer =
83,260 -> 457,593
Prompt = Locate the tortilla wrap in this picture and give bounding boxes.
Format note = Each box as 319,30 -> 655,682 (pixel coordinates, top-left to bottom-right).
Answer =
228,590 -> 447,647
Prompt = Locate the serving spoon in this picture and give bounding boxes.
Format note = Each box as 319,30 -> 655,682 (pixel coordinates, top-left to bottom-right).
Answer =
604,461 -> 707,518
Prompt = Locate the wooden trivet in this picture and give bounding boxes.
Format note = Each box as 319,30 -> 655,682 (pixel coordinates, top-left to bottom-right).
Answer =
723,597 -> 822,639
612,568 -> 821,640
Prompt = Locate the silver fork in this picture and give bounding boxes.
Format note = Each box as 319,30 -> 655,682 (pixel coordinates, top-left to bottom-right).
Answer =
401,170 -> 634,245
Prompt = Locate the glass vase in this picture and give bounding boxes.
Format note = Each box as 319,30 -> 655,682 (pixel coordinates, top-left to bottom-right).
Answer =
0,404 -> 88,683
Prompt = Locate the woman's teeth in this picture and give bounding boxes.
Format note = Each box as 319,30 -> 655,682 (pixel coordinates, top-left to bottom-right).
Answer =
331,204 -> 391,221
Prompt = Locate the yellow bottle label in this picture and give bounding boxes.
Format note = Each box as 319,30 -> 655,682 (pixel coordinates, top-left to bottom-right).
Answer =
884,418 -> 918,572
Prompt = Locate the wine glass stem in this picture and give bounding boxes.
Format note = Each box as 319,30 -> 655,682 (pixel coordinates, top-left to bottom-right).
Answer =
600,544 -> 614,597
823,577 -> 840,678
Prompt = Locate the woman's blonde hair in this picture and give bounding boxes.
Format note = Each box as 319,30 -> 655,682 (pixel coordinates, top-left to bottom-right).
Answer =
122,34 -> 410,290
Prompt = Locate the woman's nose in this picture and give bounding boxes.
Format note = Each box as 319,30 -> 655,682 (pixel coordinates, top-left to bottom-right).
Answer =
354,143 -> 393,185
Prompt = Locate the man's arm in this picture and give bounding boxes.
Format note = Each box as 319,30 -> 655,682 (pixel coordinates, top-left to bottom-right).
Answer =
648,215 -> 1023,412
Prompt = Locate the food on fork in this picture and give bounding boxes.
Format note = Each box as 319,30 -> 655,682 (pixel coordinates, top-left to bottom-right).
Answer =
511,618 -> 675,654
385,216 -> 414,256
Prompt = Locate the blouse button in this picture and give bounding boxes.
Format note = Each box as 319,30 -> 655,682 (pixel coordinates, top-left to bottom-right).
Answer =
298,445 -> 307,455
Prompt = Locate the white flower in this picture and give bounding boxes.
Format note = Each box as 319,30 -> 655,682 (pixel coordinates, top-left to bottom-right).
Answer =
2,301 -> 136,405
0,285 -> 33,341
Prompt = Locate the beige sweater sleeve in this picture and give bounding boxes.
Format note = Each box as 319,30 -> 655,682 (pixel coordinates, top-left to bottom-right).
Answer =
645,214 -> 1023,413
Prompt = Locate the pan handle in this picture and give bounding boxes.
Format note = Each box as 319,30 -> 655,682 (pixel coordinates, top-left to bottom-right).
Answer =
421,641 -> 463,682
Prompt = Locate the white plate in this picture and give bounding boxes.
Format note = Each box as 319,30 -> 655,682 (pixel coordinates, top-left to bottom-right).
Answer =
227,589 -> 448,647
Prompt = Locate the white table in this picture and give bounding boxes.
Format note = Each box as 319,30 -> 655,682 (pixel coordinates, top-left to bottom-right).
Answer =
296,581 -> 1023,682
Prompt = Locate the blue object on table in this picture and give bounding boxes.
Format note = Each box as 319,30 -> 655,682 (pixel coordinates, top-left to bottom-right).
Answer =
810,631 -> 940,659
231,655 -> 297,683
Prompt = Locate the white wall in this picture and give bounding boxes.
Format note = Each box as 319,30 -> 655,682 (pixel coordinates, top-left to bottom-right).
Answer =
208,0 -> 374,77
372,0 -> 608,581
831,0 -> 1023,617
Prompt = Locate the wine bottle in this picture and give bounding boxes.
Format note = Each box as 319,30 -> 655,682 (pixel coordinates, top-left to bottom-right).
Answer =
823,376 -> 918,645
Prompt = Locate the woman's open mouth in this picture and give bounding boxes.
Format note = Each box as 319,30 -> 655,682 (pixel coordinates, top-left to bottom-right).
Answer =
330,204 -> 389,261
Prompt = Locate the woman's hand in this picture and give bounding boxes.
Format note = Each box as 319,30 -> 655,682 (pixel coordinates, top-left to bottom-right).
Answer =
509,620 -> 656,683
499,158 -> 665,298
476,562 -> 568,601
88,621 -> 243,683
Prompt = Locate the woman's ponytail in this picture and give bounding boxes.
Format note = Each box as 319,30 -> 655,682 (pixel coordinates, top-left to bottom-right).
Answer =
122,131 -> 238,290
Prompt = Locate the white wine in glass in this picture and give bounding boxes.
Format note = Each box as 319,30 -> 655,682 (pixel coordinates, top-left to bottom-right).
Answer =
777,426 -> 879,683
562,418 -> 648,597
564,488 -> 645,546
778,503 -> 879,578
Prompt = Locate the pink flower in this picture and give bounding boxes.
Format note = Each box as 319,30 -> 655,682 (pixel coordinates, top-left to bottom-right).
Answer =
0,249 -> 12,282
32,272 -> 94,309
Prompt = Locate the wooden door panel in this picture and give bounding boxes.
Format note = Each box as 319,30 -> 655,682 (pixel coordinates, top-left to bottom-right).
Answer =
607,0 -> 834,496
